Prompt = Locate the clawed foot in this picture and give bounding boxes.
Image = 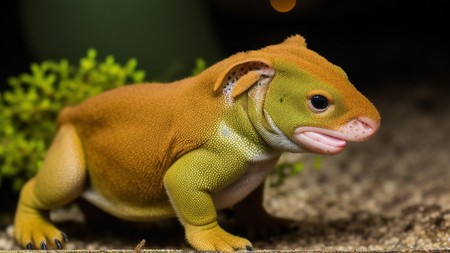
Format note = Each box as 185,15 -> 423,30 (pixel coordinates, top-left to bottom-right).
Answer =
24,232 -> 67,250
14,207 -> 68,249
186,222 -> 253,252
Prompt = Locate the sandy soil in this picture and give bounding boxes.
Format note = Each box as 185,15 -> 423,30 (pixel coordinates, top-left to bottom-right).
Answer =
1,82 -> 449,251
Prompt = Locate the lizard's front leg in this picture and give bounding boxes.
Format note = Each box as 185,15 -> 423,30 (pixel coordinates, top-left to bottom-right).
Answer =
164,149 -> 252,252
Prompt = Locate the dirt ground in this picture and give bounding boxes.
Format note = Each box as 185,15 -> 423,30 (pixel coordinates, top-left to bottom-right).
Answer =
1,82 -> 449,251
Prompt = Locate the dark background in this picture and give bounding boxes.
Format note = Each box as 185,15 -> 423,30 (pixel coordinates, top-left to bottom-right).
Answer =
1,0 -> 449,93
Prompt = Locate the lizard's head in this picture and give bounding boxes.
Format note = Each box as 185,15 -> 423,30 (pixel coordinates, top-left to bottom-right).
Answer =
214,35 -> 380,155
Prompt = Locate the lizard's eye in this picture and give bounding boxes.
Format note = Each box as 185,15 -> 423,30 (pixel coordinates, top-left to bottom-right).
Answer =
308,94 -> 329,112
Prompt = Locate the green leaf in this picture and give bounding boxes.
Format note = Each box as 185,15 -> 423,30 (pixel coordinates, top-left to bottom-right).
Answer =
192,58 -> 207,76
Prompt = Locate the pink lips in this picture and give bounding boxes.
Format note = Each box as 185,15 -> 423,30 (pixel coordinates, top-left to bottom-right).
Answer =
293,117 -> 379,155
294,131 -> 347,155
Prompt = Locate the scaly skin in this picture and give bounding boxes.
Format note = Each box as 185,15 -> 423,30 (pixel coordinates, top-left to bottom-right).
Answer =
14,35 -> 380,251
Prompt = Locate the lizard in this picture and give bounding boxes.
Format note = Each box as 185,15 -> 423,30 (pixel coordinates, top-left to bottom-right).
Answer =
14,35 -> 380,251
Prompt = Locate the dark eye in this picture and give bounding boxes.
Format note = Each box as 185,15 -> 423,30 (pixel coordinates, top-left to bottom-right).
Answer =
309,95 -> 329,112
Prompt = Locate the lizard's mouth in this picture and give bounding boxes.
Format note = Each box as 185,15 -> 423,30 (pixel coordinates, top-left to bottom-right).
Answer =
292,117 -> 379,155
293,130 -> 347,155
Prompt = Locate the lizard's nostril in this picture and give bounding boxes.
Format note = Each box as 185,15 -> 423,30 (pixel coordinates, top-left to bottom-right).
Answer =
361,121 -> 371,131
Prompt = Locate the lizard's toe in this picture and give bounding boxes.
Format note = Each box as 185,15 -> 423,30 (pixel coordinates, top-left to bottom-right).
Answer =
40,241 -> 47,250
26,243 -> 34,250
15,216 -> 67,249
55,239 -> 63,249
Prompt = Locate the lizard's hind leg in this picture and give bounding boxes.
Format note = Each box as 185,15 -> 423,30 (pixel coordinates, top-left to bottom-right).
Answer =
14,124 -> 87,249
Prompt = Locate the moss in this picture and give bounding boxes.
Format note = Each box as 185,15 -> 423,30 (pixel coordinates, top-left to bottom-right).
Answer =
269,156 -> 322,188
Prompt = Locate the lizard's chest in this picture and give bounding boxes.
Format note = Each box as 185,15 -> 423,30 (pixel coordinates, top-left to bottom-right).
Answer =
212,156 -> 279,210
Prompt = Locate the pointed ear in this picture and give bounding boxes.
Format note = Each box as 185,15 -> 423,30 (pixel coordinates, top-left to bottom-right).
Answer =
283,34 -> 307,48
214,58 -> 274,99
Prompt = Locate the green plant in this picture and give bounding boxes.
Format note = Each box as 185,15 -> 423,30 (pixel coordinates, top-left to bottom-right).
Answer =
0,49 -> 146,192
269,156 -> 322,187
192,58 -> 207,76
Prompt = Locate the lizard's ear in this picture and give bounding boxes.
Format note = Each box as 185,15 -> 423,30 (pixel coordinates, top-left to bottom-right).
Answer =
283,34 -> 307,48
214,58 -> 274,99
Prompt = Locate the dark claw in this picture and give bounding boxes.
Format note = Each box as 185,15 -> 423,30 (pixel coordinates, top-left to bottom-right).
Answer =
26,242 -> 34,250
61,232 -> 69,242
40,241 -> 47,250
55,239 -> 63,249
246,245 -> 254,251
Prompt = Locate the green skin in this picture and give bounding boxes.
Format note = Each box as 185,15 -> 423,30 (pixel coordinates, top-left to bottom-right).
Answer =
14,36 -> 380,252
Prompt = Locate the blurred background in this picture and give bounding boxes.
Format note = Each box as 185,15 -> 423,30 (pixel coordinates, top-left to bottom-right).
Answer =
1,0 -> 449,90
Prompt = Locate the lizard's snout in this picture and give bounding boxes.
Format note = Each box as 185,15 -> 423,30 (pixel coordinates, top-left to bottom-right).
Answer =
337,117 -> 379,142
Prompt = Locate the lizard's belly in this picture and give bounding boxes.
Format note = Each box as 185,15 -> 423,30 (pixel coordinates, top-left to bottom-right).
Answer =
212,156 -> 279,210
82,189 -> 176,222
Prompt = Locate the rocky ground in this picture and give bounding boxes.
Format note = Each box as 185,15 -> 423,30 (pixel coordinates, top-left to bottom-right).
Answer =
1,82 -> 449,251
